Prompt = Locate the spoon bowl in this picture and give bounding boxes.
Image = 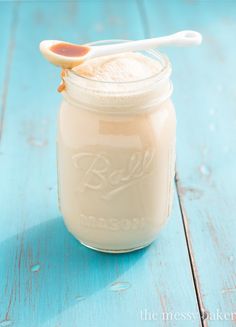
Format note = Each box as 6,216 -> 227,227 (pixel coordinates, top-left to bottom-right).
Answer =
39,40 -> 91,68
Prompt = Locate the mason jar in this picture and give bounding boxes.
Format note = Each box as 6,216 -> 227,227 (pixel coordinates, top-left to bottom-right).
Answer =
57,41 -> 176,253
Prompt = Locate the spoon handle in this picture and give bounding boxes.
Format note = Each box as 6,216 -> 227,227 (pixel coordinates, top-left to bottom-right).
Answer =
91,30 -> 202,58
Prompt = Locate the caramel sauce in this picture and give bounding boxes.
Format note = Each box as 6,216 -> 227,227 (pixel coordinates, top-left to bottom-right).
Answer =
57,82 -> 66,93
57,69 -> 68,93
50,43 -> 90,57
60,69 -> 67,78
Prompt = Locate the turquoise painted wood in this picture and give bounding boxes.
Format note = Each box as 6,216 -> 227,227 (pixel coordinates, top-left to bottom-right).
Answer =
0,2 -> 201,327
144,1 -> 236,326
1,0 -> 235,326
0,1 -> 200,327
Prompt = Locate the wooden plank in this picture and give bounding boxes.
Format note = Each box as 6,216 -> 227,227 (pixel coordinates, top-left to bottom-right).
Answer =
0,1 -> 201,326
144,0 -> 236,326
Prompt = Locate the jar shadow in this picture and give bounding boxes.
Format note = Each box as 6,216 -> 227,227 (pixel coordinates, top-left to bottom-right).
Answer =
0,217 -> 146,326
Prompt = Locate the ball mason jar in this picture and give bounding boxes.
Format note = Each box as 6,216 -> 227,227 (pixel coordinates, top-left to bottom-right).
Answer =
57,41 -> 176,253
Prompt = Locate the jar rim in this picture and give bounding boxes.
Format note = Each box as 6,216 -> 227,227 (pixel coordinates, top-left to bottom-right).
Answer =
66,39 -> 171,86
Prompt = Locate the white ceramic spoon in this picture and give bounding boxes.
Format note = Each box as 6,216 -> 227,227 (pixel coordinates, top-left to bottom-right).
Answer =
39,30 -> 202,68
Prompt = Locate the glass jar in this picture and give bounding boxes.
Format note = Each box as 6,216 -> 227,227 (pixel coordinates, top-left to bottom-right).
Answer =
57,40 -> 176,253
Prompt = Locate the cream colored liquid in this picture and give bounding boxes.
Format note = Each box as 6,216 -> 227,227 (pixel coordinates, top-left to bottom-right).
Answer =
58,52 -> 176,252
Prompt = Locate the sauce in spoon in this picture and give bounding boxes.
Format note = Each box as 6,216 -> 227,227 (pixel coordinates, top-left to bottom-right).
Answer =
50,43 -> 90,57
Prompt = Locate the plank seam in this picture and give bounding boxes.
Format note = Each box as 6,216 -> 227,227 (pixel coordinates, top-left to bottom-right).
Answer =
136,0 -> 151,39
175,173 -> 208,327
0,2 -> 19,143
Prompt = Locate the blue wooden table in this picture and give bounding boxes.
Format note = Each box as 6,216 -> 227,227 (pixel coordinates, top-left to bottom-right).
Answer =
0,1 -> 236,326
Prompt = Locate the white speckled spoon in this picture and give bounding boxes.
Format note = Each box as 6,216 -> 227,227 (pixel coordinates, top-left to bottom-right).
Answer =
39,30 -> 202,68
